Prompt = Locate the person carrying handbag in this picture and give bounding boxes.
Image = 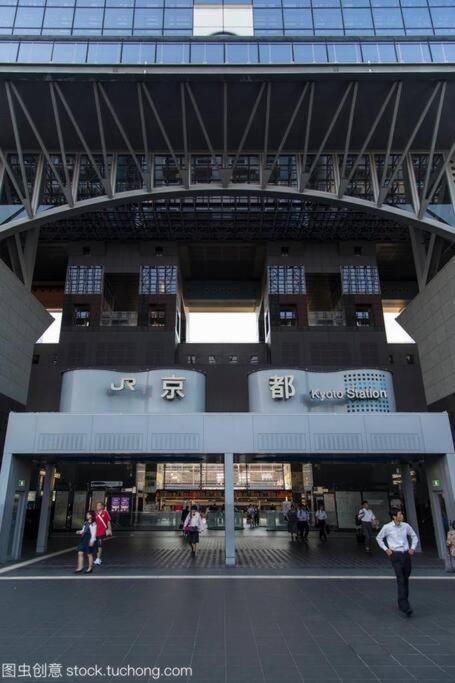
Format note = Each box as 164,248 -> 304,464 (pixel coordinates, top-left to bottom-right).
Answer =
183,505 -> 205,555
94,501 -> 112,566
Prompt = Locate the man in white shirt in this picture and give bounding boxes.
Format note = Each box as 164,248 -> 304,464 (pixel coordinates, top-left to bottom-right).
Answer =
358,500 -> 376,552
296,503 -> 310,541
376,508 -> 419,616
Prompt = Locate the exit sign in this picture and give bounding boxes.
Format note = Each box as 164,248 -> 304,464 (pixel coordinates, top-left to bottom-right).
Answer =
432,479 -> 441,488
17,479 -> 25,487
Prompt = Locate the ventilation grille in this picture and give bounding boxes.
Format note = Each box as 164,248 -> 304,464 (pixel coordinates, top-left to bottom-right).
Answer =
314,433 -> 363,451
150,433 -> 200,451
94,433 -> 143,451
370,433 -> 422,452
256,433 -> 306,451
37,433 -> 87,451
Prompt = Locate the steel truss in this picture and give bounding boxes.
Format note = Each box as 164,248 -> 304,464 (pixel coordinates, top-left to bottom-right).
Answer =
0,77 -> 454,288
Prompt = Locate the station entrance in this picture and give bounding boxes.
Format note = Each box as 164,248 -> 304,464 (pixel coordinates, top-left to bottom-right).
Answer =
14,453 -> 446,573
1,409 -> 453,570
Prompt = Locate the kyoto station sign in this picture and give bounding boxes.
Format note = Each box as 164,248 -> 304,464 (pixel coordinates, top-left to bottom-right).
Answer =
60,368 -> 396,415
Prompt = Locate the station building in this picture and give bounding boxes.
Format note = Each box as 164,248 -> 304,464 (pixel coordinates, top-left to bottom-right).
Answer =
0,0 -> 454,565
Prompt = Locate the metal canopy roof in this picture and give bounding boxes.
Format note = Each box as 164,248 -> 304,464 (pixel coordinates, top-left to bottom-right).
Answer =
0,71 -> 454,152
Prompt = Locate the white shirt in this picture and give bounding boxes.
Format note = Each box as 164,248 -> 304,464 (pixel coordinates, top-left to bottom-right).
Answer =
184,511 -> 203,531
297,508 -> 309,521
315,510 -> 327,521
376,521 -> 419,552
358,508 -> 376,523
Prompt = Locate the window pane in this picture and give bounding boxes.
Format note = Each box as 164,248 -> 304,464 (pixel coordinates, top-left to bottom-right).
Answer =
0,6 -> 15,24
163,8 -> 192,27
14,7 -> 44,26
361,41 -> 396,61
402,7 -> 432,28
87,42 -> 121,61
155,41 -> 189,62
190,42 -> 224,63
18,41 -> 52,60
0,40 -> 17,59
74,7 -> 103,27
43,7 -> 74,27
293,42 -> 327,61
52,41 -> 87,62
104,8 -> 133,27
259,42 -> 292,61
397,42 -> 431,62
372,7 -> 404,28
343,8 -> 373,27
313,8 -> 343,28
134,8 -> 163,28
283,8 -> 312,27
430,42 -> 455,62
430,7 -> 455,28
253,8 -> 283,28
121,41 -> 155,62
225,42 -> 258,62
327,42 -> 362,61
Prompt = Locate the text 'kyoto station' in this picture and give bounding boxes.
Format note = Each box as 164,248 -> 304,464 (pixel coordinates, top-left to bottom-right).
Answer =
1,0 -> 455,669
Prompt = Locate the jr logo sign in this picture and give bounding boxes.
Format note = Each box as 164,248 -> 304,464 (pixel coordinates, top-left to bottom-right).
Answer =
110,377 -> 137,392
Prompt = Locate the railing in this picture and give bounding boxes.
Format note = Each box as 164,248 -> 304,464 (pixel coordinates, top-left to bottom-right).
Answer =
308,311 -> 346,327
100,311 -> 138,327
207,511 -> 244,530
1,39 -> 454,67
133,511 -> 181,530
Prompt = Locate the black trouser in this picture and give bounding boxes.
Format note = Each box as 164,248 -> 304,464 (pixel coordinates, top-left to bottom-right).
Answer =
362,521 -> 374,549
318,520 -> 327,541
390,551 -> 412,612
297,520 -> 309,539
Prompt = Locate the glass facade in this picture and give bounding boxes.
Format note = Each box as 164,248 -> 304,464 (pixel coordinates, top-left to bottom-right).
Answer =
65,265 -> 104,294
268,265 -> 306,294
0,37 -> 453,64
0,1 -> 453,37
157,463 -> 291,490
139,265 -> 177,294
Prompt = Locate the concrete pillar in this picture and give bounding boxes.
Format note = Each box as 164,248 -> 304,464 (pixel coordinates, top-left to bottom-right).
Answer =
0,452 -> 33,562
36,464 -> 56,554
425,455 -> 455,565
400,463 -> 421,552
224,452 -> 235,567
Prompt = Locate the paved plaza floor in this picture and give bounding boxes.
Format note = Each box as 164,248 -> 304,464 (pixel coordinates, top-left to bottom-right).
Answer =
0,576 -> 455,682
3,529 -> 445,576
0,531 -> 454,683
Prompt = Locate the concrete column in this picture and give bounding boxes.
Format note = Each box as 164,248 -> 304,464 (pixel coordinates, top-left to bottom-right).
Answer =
400,463 -> 421,552
36,464 -> 56,554
224,452 -> 235,567
425,458 -> 447,561
0,452 -> 33,562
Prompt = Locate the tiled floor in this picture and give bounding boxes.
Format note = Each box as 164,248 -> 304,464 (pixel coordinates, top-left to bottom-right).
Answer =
0,577 -> 455,682
7,529 -> 444,576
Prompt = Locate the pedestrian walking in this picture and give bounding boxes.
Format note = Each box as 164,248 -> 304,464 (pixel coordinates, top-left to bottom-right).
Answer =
376,508 -> 419,616
315,505 -> 328,542
75,510 -> 97,574
183,505 -> 205,555
94,501 -> 112,566
297,502 -> 310,541
446,521 -> 455,571
286,503 -> 298,541
180,505 -> 189,532
358,500 -> 376,552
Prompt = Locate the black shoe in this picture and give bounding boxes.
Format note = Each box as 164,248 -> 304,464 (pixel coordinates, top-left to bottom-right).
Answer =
85,568 -> 93,574
399,608 -> 413,617
74,569 -> 84,574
